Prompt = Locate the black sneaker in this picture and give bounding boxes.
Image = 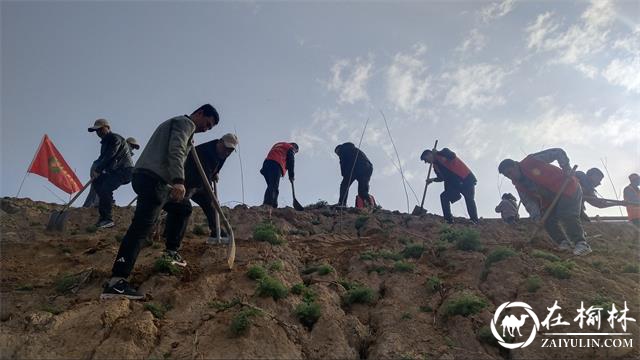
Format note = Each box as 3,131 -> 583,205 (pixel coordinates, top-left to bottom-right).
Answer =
164,250 -> 187,267
96,220 -> 115,229
100,279 -> 144,300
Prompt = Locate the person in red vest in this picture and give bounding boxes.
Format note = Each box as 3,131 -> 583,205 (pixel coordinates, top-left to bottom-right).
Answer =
260,142 -> 299,208
623,173 -> 640,227
498,148 -> 591,256
421,148 -> 478,224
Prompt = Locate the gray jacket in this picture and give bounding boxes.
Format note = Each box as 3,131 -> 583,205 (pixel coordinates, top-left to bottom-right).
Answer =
135,115 -> 196,184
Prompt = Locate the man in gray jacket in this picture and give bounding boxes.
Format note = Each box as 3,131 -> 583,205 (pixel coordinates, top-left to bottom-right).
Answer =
101,104 -> 219,300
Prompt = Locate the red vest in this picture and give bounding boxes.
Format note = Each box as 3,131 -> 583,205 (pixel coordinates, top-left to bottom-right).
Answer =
266,142 -> 294,176
515,155 -> 578,208
435,155 -> 471,179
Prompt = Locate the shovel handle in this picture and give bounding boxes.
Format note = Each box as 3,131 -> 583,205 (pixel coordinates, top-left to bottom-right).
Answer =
419,140 -> 438,208
213,180 -> 221,240
60,179 -> 93,213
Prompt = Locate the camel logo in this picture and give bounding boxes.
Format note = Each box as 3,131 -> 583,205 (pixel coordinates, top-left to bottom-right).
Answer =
491,301 -> 540,349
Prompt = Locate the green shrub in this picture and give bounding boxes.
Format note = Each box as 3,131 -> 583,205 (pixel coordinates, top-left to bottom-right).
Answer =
192,224 -> 207,236
317,264 -> 335,275
525,275 -> 542,293
343,285 -> 376,306
622,264 -> 640,273
154,257 -> 182,275
439,225 -> 457,242
360,251 -> 376,260
230,308 -> 261,336
256,276 -> 289,300
401,312 -> 412,320
591,293 -> 614,310
368,265 -> 387,275
290,283 -> 316,302
247,265 -> 268,280
402,243 -> 425,259
54,273 -> 79,294
379,250 -> 403,261
485,247 -> 517,268
443,293 -> 488,317
269,260 -> 284,272
426,276 -> 444,294
545,260 -> 575,279
295,301 -> 321,329
338,278 -> 358,291
253,222 -> 283,245
394,260 -> 415,272
144,303 -> 172,319
208,298 -> 241,310
355,216 -> 369,230
301,265 -> 319,275
454,229 -> 482,251
477,326 -> 498,346
532,250 -> 560,262
291,283 -> 306,295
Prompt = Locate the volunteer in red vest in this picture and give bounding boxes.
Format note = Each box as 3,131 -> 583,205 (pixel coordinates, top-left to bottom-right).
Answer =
260,142 -> 298,208
421,147 -> 478,224
498,148 -> 591,256
623,173 -> 640,227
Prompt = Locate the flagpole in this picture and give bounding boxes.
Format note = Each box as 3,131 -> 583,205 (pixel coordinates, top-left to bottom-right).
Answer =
16,135 -> 46,197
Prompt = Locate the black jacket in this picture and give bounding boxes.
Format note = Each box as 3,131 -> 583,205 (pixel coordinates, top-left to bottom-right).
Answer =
93,132 -> 132,173
336,142 -> 373,179
184,139 -> 228,192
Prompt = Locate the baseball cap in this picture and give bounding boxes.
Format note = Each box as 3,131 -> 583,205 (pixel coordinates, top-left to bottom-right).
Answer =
126,137 -> 140,149
221,133 -> 239,149
88,118 -> 110,132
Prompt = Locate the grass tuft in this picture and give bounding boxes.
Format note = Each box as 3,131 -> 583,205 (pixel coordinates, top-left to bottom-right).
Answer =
525,275 -> 542,293
343,285 -> 376,306
144,302 -> 172,319
443,293 -> 487,317
532,250 -> 560,262
393,260 -> 415,273
230,308 -> 262,336
247,265 -> 268,280
401,243 -> 425,259
256,276 -> 289,300
294,301 -> 321,329
545,260 -> 575,279
153,257 -> 182,275
253,222 -> 284,245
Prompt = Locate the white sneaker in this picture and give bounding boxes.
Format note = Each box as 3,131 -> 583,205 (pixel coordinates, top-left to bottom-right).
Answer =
573,242 -> 592,256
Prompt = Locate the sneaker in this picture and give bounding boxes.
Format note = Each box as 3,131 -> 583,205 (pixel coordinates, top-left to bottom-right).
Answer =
573,242 -> 592,256
100,279 -> 144,300
558,241 -> 572,252
164,250 -> 187,267
96,220 -> 115,229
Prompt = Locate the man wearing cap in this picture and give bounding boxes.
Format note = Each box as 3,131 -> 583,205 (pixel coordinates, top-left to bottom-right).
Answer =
162,133 -> 238,259
101,104 -> 219,300
498,148 -> 591,256
334,142 -> 374,207
421,147 -> 478,224
88,119 -> 134,229
260,142 -> 298,208
623,173 -> 640,227
83,136 -> 141,208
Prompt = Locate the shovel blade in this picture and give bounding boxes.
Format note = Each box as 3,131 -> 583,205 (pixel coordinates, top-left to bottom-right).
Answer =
411,206 -> 427,216
46,210 -> 70,232
293,199 -> 304,211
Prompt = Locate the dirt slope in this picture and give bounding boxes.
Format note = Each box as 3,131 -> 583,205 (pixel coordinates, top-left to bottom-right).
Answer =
1,197 -> 639,360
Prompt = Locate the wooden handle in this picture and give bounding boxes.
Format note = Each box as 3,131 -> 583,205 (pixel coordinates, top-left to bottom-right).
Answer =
419,140 -> 438,208
60,179 -> 93,212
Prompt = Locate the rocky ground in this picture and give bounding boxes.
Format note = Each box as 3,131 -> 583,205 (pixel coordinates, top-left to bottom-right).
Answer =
1,197 -> 639,360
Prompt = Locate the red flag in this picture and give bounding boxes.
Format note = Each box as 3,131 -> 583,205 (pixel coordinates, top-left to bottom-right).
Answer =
27,135 -> 83,194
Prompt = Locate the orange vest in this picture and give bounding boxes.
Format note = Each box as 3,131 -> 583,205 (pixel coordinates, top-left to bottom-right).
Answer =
514,155 -> 578,208
434,155 -> 471,179
626,186 -> 640,220
266,142 -> 294,176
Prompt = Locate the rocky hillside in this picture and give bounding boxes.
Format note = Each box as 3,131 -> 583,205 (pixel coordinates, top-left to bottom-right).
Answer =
1,197 -> 639,360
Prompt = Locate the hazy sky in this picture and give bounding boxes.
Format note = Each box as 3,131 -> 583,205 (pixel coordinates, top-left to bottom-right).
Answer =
2,0 -> 639,218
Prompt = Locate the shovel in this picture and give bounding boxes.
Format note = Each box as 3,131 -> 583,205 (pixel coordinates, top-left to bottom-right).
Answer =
213,180 -> 221,243
528,165 -> 578,244
190,147 -> 236,269
412,139 -> 438,216
126,196 -> 137,208
46,179 -> 93,231
290,179 -> 304,211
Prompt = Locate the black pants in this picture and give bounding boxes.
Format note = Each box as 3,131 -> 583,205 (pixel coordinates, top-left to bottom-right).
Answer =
191,191 -> 221,236
111,172 -> 170,278
339,166 -> 373,206
261,160 -> 282,208
94,168 -> 132,222
162,190 -> 221,247
544,187 -> 586,245
440,181 -> 478,222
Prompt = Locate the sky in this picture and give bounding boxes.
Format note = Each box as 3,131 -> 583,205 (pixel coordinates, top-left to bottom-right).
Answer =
1,0 -> 639,219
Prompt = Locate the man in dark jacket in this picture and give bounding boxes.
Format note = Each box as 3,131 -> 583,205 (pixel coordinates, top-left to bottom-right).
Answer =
88,119 -> 134,229
163,133 -> 238,249
261,142 -> 298,208
421,147 -> 478,224
335,142 -> 373,207
101,104 -> 219,300
575,168 -> 619,220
